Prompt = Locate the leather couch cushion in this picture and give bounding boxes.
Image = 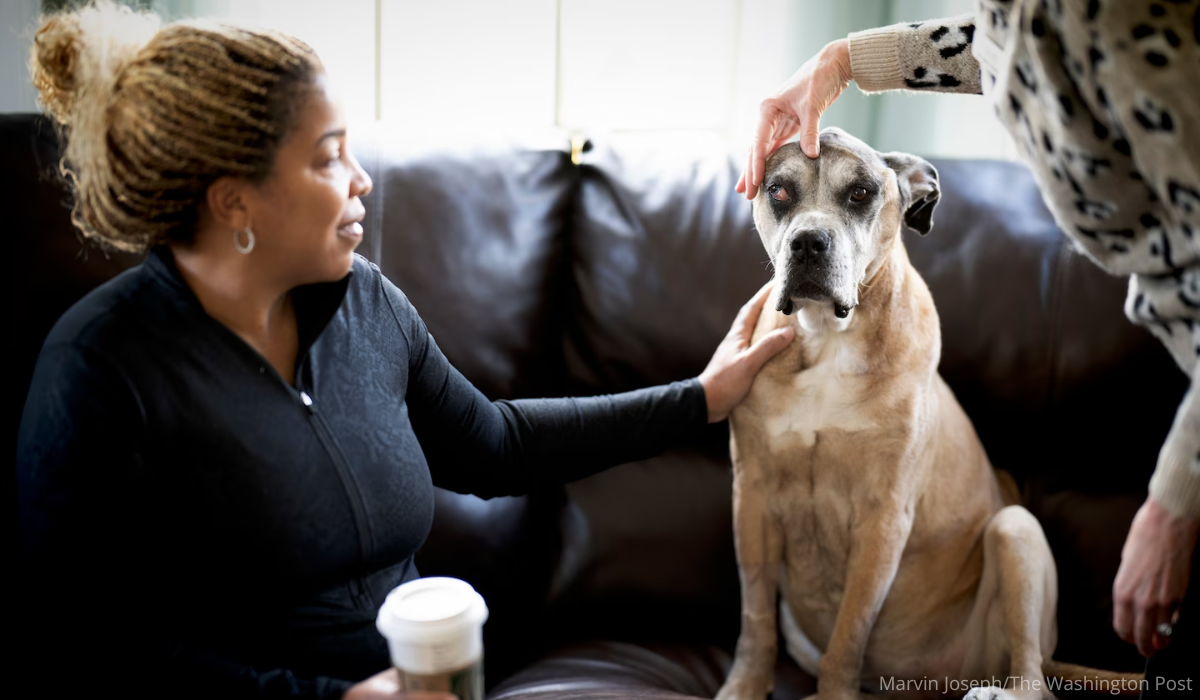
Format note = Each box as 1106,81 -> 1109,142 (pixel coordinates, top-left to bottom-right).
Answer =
361,124 -> 576,400
544,136 -> 766,653
565,135 -> 770,395
550,448 -> 742,644
906,160 -> 1187,494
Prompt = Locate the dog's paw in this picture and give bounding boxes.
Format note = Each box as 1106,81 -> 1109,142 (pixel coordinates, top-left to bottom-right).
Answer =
714,673 -> 771,700
964,685 -> 1057,700
962,682 -> 1055,700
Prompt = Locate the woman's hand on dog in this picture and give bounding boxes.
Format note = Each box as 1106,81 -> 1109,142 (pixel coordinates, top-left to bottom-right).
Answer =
699,283 -> 794,423
736,38 -> 853,200
1113,496 -> 1200,657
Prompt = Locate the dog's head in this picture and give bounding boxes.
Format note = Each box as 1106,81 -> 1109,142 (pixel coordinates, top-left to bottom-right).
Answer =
753,127 -> 940,319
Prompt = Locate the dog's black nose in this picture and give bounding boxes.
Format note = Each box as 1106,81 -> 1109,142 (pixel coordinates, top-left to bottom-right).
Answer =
790,230 -> 831,259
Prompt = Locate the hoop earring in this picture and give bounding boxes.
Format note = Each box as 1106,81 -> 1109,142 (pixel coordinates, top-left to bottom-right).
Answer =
234,227 -> 255,255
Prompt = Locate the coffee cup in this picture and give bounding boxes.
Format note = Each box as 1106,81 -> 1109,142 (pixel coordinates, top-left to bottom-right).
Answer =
376,577 -> 489,700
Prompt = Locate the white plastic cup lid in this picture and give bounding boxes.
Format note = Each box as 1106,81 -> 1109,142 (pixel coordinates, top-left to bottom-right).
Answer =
376,576 -> 488,649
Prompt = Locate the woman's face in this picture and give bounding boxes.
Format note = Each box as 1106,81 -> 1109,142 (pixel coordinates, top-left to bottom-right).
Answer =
242,72 -> 372,284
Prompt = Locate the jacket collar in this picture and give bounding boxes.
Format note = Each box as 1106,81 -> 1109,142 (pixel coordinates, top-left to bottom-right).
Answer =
142,245 -> 354,361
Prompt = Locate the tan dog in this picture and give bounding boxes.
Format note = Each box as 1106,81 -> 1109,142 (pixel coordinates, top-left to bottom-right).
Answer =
717,129 -> 1140,700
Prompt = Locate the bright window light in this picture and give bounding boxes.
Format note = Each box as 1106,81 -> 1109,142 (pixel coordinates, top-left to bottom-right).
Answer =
7,0 -> 1017,159
379,0 -> 557,129
557,0 -> 738,132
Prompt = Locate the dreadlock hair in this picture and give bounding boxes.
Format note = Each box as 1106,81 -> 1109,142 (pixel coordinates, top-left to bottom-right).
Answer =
31,0 -> 321,253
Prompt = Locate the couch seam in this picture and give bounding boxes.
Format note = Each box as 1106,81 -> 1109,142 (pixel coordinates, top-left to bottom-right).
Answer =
556,133 -> 586,397
1046,237 -> 1069,410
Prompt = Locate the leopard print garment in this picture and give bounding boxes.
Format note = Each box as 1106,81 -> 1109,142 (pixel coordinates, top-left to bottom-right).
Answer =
849,0 -> 1200,517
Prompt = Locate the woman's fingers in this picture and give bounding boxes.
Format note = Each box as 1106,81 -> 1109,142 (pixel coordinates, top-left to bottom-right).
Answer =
1133,597 -> 1160,657
799,107 -> 822,159
733,283 -> 775,344
737,39 -> 852,197
1112,498 -> 1199,658
1113,592 -> 1134,645
742,139 -> 758,197
745,281 -> 775,321
1151,604 -> 1176,652
747,104 -> 801,199
698,283 -> 794,423
744,326 -> 795,370
746,109 -> 775,200
741,106 -> 811,200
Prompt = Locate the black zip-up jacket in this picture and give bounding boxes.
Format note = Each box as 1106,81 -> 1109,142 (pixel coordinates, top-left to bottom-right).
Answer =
16,247 -> 707,698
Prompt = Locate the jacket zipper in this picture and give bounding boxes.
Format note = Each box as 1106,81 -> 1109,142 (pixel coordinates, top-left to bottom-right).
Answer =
299,389 -> 375,606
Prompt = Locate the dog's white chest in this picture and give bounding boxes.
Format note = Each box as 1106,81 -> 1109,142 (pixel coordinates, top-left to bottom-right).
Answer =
755,332 -> 875,446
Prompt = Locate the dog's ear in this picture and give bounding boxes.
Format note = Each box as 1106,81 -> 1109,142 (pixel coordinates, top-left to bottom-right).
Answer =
883,153 -> 941,235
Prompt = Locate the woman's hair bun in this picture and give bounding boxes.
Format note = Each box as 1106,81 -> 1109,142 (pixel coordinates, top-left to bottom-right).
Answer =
27,1 -> 320,252
31,0 -> 160,127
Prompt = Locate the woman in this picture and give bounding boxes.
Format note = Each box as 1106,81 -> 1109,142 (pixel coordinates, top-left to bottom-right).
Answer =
14,3 -> 794,698
735,0 -> 1198,694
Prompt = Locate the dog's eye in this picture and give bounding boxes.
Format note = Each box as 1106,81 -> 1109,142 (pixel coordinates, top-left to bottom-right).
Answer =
769,185 -> 790,202
850,186 -> 868,202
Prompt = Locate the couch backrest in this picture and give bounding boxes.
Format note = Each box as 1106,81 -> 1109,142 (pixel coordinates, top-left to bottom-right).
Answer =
359,123 -> 577,400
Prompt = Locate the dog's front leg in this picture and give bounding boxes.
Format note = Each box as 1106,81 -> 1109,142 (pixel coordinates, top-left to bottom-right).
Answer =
817,504 -> 913,700
716,470 -> 783,700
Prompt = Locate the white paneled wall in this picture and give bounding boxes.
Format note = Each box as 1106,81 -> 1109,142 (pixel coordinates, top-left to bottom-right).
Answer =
172,0 -> 378,123
2,0 -> 1018,160
379,0 -> 557,128
1,0 -> 40,113
557,0 -> 738,132
730,0 -> 790,145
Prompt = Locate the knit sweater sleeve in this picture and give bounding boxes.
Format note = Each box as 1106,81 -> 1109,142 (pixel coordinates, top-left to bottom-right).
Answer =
1149,366 -> 1200,518
848,14 -> 982,95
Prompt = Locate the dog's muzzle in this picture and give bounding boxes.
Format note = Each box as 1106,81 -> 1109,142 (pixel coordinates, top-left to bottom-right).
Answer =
776,229 -> 854,318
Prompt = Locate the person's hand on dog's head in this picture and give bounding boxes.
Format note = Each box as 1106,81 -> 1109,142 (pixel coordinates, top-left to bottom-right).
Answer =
736,38 -> 853,200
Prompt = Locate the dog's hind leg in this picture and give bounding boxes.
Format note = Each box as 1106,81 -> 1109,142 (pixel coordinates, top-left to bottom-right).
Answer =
958,506 -> 1058,700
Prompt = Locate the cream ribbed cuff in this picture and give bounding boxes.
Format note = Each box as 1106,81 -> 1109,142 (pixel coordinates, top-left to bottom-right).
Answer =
1149,449 -> 1200,518
848,27 -> 904,93
1148,376 -> 1200,518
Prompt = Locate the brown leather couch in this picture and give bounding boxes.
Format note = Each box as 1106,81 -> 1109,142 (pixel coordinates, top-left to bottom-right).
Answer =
6,113 -> 1187,698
